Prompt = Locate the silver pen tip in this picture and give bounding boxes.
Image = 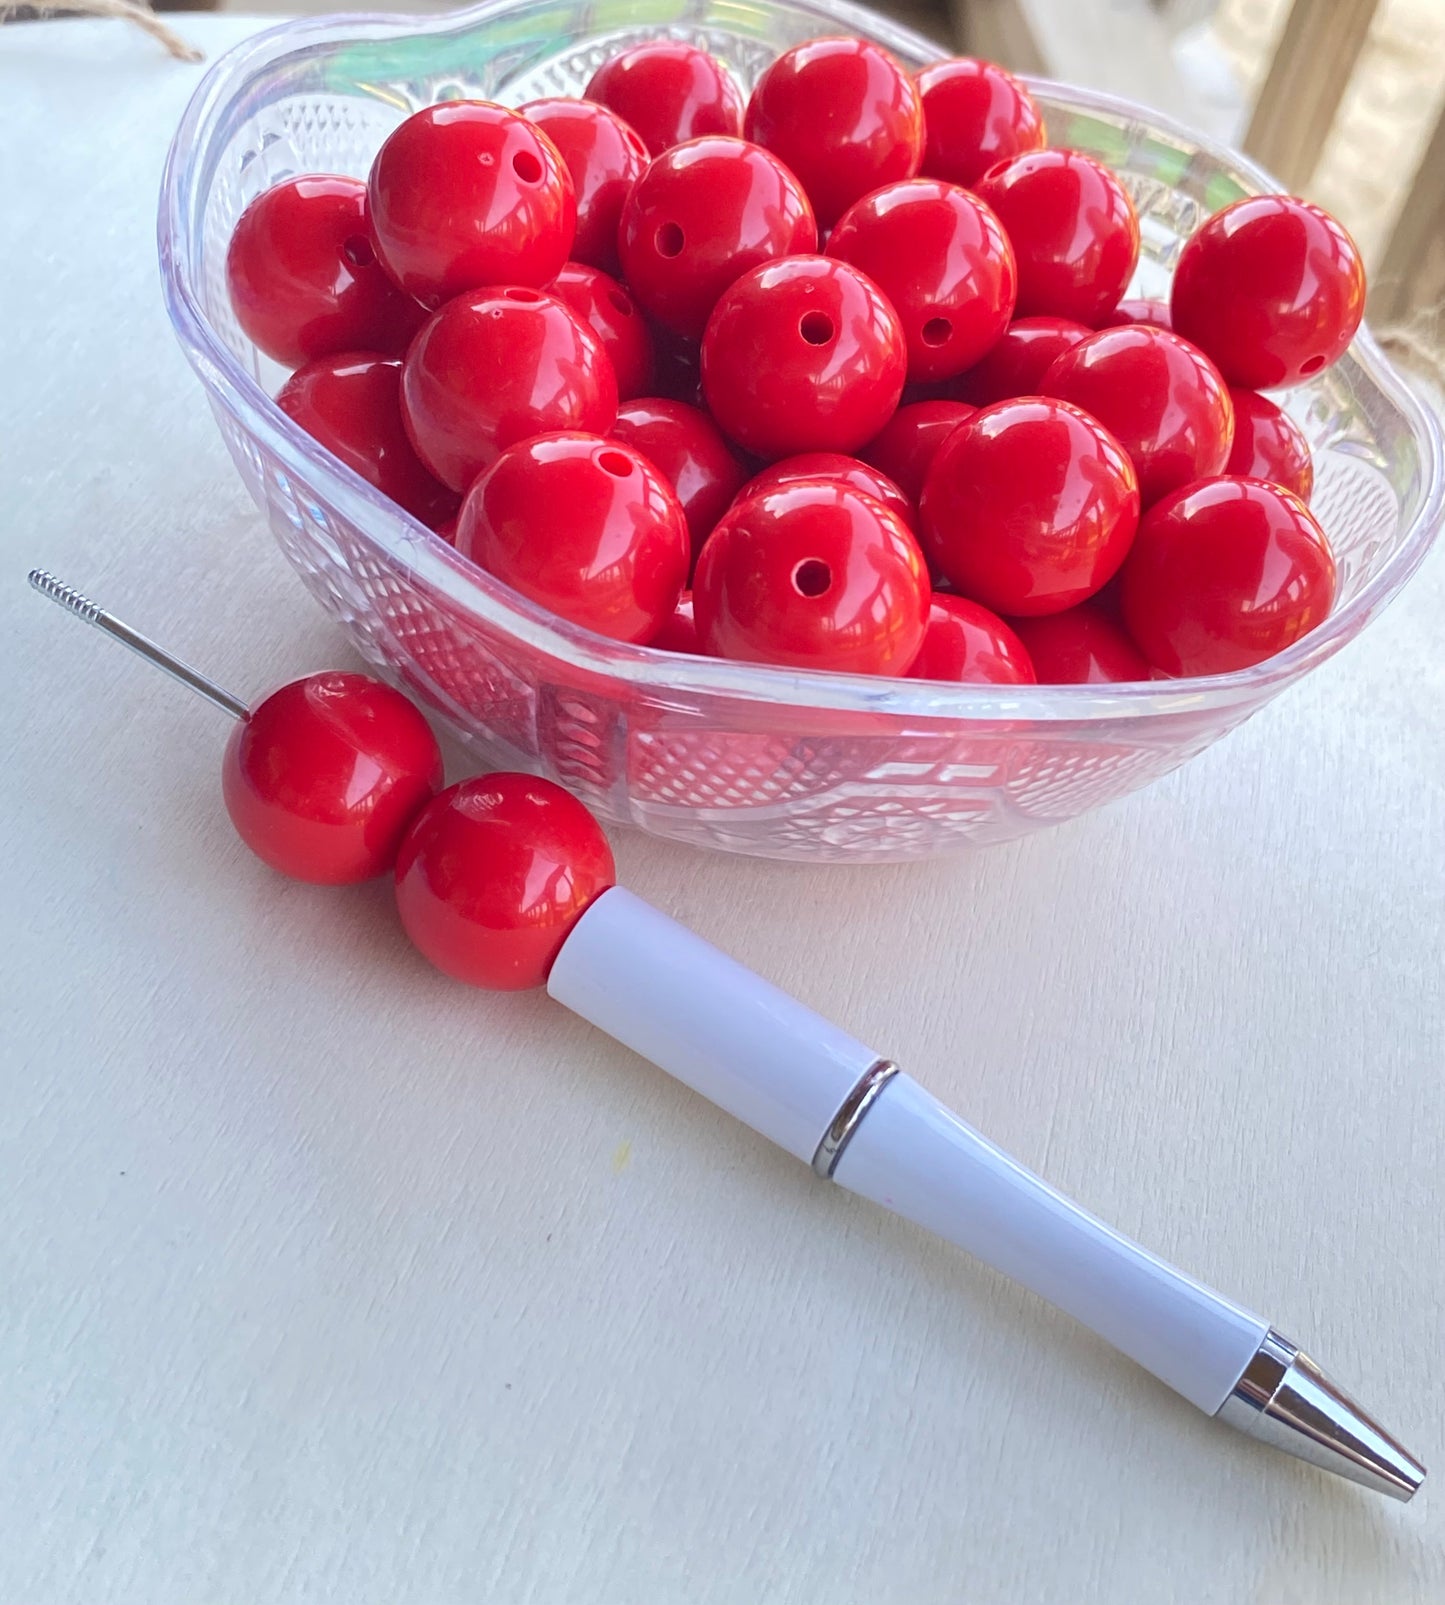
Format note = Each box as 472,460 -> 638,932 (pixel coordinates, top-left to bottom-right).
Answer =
1218,1330 -> 1426,1500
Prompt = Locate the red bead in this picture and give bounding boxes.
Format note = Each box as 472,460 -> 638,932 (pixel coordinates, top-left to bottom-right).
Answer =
1170,196 -> 1365,389
222,673 -> 443,884
619,136 -> 817,338
973,151 -> 1139,326
434,512 -> 459,544
651,591 -> 701,654
736,452 -> 913,529
1226,388 -> 1314,502
584,42 -> 742,157
1097,296 -> 1172,331
860,400 -> 975,512
401,288 -> 617,492
225,176 -> 423,366
457,432 -> 689,643
1119,476 -> 1335,676
952,315 -> 1092,405
916,57 -> 1045,188
611,396 -> 748,562
1041,325 -> 1235,507
919,398 -> 1139,615
744,37 -> 924,227
367,102 -> 576,306
547,263 -> 655,400
907,595 -> 1036,684
1010,602 -> 1151,683
701,256 -> 907,459
277,353 -> 458,528
520,97 -> 648,275
827,180 -> 1016,381
693,481 -> 929,673
394,773 -> 615,990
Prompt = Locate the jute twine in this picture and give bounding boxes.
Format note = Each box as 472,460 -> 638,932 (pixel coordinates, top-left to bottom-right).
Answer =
2,1 -> 203,62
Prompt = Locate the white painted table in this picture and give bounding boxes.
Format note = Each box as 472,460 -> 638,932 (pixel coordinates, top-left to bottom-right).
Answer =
2,17 -> 1442,1603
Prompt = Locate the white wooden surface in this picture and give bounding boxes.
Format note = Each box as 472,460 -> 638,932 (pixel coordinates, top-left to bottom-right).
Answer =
2,18 -> 1443,1604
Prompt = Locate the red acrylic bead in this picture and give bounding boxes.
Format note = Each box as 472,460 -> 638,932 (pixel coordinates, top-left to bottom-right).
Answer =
693,481 -> 929,674
651,591 -> 701,655
1041,325 -> 1235,507
1170,196 -> 1365,389
457,432 -> 689,644
584,42 -> 743,157
618,135 -> 817,339
367,102 -> 576,306
1097,296 -> 1172,330
916,57 -> 1045,189
973,150 -> 1140,326
1010,602 -> 1151,684
547,263 -> 655,400
919,398 -> 1140,615
401,287 -> 617,492
277,353 -> 459,528
394,773 -> 615,991
907,595 -> 1037,684
860,400 -> 975,513
827,180 -> 1016,381
223,672 -> 443,885
744,37 -> 924,227
736,452 -> 913,530
1226,389 -> 1314,503
701,256 -> 907,459
225,175 -> 424,366
1120,476 -> 1335,676
519,97 -> 649,275
610,396 -> 748,562
952,316 -> 1092,406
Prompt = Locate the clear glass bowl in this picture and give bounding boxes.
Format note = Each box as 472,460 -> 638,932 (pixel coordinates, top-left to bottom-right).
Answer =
159,0 -> 1444,863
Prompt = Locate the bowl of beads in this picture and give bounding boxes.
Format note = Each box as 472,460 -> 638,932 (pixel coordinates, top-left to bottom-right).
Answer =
159,0 -> 1444,863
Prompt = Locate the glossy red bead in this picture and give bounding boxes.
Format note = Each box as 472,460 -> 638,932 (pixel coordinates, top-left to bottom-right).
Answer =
584,42 -> 743,157
1041,325 -> 1235,506
225,176 -> 423,366
457,432 -> 689,643
394,773 -> 615,991
1170,196 -> 1365,389
367,102 -> 576,306
744,37 -> 924,227
973,151 -> 1140,326
827,180 -> 1016,381
610,396 -> 748,561
907,595 -> 1036,684
693,481 -> 929,673
1226,389 -> 1314,502
519,97 -> 649,275
651,591 -> 701,654
1120,476 -> 1336,676
276,353 -> 458,527
952,316 -> 1092,405
736,452 -> 913,529
919,398 -> 1140,615
1010,602 -> 1151,683
701,256 -> 907,459
619,136 -> 817,338
1097,296 -> 1172,330
222,673 -> 443,884
916,57 -> 1045,188
547,263 -> 654,400
401,288 -> 617,492
860,400 -> 975,513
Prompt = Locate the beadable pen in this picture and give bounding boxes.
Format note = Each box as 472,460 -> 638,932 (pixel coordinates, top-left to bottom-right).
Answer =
31,569 -> 1426,1501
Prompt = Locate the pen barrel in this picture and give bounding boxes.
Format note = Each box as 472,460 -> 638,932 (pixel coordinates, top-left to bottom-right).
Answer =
830,1074 -> 1268,1414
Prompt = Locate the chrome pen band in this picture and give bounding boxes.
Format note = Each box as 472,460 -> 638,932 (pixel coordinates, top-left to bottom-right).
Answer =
811,1059 -> 898,1179
1218,1328 -> 1299,1425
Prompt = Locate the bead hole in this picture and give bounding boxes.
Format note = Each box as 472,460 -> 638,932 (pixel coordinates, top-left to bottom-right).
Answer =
512,149 -> 543,183
921,316 -> 952,347
1300,354 -> 1326,374
655,222 -> 685,258
503,287 -> 543,303
793,558 -> 832,596
341,234 -> 375,268
608,288 -> 634,317
598,449 -> 633,478
799,311 -> 834,345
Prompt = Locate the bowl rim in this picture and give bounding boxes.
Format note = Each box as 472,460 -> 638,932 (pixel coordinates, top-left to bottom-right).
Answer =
158,0 -> 1445,726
